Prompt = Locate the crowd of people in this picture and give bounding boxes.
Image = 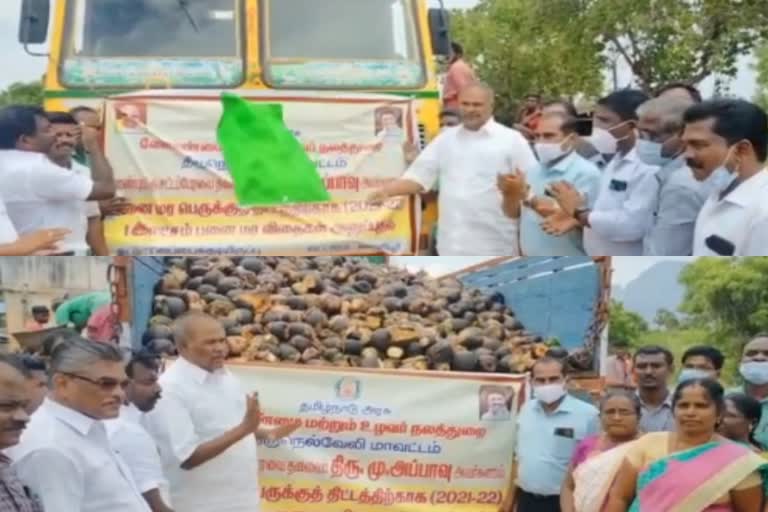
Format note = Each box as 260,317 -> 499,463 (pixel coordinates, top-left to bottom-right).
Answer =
371,42 -> 768,257
499,336 -> 768,512
0,105 -> 128,256
0,311 -> 300,512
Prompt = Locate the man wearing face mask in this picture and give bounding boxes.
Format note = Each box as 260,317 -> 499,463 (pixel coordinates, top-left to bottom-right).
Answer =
636,96 -> 718,255
728,335 -> 768,450
679,345 -> 724,383
682,99 -> 768,255
544,90 -> 660,256
499,357 -> 598,512
498,112 -> 600,255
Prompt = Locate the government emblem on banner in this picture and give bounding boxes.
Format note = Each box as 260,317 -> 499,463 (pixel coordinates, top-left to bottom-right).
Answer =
335,377 -> 361,401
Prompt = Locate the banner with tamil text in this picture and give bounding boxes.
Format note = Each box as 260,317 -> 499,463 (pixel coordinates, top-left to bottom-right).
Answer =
227,363 -> 525,512
102,91 -> 420,255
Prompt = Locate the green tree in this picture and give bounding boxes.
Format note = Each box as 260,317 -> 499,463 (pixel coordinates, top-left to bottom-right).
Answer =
0,81 -> 43,107
653,308 -> 679,331
451,0 -> 605,118
586,0 -> 768,93
679,257 -> 768,346
755,44 -> 768,110
610,300 -> 649,345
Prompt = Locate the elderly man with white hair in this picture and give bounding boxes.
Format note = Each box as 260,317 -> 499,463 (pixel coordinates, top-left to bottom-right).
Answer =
635,95 -> 722,255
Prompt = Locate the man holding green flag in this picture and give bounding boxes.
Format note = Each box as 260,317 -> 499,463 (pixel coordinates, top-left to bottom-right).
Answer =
217,93 -> 331,206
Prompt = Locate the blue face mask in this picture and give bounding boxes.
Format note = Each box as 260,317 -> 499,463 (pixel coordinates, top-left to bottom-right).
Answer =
677,368 -> 712,384
708,166 -> 736,192
636,139 -> 674,167
740,361 -> 768,385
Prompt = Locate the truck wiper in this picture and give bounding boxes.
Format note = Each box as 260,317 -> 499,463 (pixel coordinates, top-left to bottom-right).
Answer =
177,0 -> 200,32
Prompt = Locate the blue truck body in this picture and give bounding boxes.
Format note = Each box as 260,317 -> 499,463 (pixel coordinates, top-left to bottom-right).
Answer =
129,256 -> 607,372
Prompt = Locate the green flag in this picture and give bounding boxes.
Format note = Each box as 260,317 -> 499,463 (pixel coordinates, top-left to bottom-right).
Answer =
217,93 -> 331,206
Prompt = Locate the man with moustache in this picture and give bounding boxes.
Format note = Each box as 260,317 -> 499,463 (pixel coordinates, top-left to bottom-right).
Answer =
12,337 -> 150,511
367,82 -> 538,256
681,99 -> 768,255
46,112 -> 106,255
107,352 -> 173,512
0,355 -> 43,512
0,106 -> 116,254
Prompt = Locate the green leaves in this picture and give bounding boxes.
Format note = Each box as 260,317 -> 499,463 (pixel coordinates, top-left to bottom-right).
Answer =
611,300 -> 649,344
0,81 -> 43,107
755,44 -> 768,110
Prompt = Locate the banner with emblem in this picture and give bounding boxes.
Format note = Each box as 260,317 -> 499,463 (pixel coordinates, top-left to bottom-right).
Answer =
101,90 -> 420,255
225,363 -> 525,511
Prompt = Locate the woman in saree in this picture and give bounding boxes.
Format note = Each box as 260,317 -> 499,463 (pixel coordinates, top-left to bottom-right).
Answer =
561,389 -> 642,512
605,378 -> 767,512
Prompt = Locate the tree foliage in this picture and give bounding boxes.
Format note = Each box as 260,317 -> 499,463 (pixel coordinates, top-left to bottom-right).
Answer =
587,0 -> 768,93
452,0 -> 767,105
0,81 -> 43,107
755,44 -> 768,110
451,0 -> 605,118
653,308 -> 679,331
679,257 -> 768,346
610,299 -> 649,345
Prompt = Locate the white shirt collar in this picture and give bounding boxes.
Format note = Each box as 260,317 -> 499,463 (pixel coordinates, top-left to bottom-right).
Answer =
175,356 -> 223,385
43,398 -> 101,436
722,169 -> 768,207
120,402 -> 143,424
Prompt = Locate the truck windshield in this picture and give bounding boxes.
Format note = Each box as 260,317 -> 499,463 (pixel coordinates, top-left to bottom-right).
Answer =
262,0 -> 425,89
61,0 -> 243,88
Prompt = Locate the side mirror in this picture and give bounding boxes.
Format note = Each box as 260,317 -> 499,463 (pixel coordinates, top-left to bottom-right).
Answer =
19,0 -> 50,45
428,8 -> 451,57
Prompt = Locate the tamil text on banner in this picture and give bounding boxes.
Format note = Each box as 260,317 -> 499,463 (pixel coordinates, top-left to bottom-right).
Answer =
226,363 -> 525,512
102,90 -> 420,255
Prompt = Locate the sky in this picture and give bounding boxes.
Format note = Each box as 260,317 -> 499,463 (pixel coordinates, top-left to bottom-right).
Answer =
390,256 -> 699,286
1,0 -> 758,97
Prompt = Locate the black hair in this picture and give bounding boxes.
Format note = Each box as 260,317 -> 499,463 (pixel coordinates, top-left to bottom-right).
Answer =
126,350 -> 160,378
439,108 -> 461,119
610,337 -> 631,348
681,345 -> 725,371
633,345 -> 674,366
672,377 -> 725,414
70,106 -> 97,116
531,356 -> 567,377
0,105 -> 47,150
597,89 -> 651,122
31,305 -> 49,315
600,388 -> 642,417
46,111 -> 78,125
17,354 -> 47,378
526,93 -> 542,100
543,99 -> 579,118
725,392 -> 762,448
451,42 -> 463,56
655,82 -> 703,103
683,99 -> 768,162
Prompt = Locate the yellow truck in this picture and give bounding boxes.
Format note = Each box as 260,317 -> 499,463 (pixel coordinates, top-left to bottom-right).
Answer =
18,0 -> 448,255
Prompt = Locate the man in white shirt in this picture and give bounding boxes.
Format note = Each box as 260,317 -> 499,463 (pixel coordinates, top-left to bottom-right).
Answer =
0,195 -> 68,255
545,90 -> 659,255
106,352 -> 172,512
47,112 -> 107,256
0,105 -> 116,253
367,82 -> 538,256
144,312 -> 300,512
635,96 -> 717,255
683,99 -> 768,255
12,336 -> 150,512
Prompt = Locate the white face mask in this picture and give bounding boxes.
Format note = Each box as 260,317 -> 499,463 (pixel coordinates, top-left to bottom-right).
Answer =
535,141 -> 569,165
588,121 -> 632,156
534,382 -> 567,404
740,361 -> 768,385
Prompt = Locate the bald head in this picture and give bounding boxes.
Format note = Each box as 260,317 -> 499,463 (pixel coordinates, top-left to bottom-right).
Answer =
459,82 -> 495,131
173,312 -> 228,371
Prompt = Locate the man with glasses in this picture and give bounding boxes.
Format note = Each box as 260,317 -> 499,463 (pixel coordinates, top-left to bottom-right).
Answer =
107,352 -> 172,512
635,96 -> 715,255
11,337 -> 150,511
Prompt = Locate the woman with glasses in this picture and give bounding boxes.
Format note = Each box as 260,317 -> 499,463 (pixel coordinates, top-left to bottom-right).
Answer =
560,389 -> 642,512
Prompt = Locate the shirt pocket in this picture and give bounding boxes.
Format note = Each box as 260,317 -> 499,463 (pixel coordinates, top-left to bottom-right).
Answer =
550,424 -> 583,462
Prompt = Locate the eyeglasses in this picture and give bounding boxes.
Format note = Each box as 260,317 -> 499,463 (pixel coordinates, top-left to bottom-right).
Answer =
61,372 -> 129,392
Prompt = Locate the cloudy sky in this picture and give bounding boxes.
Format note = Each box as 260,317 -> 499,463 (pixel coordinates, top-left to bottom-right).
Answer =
1,0 -> 757,97
390,256 -> 698,286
